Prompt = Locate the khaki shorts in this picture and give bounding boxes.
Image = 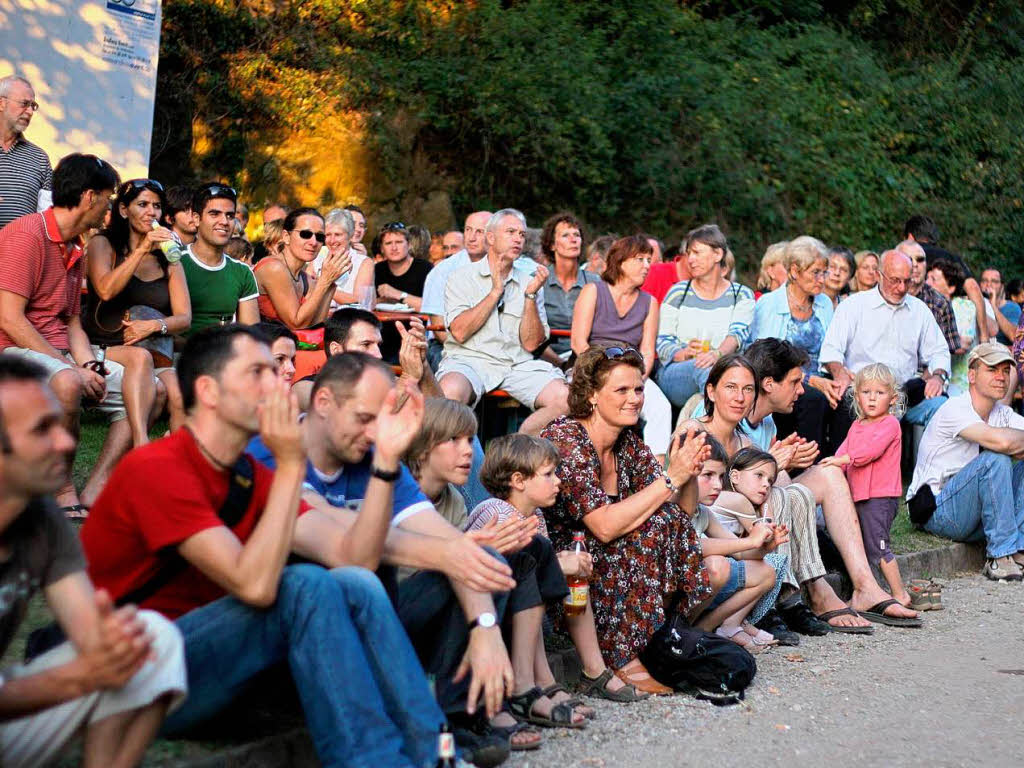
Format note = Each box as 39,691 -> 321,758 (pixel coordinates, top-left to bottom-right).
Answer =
2,347 -> 127,422
0,610 -> 187,768
437,357 -> 565,408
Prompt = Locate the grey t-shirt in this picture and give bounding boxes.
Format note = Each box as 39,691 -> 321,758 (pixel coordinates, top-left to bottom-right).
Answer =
0,498 -> 86,656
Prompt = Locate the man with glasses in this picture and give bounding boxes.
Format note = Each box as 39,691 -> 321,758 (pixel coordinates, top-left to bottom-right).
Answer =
821,249 -> 951,445
0,153 -> 134,516
442,229 -> 464,258
899,239 -> 960,355
181,183 -> 260,336
0,75 -> 52,229
438,209 -> 570,436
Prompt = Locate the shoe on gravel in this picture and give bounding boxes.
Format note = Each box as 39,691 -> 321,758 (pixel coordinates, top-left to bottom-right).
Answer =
778,597 -> 832,636
754,608 -> 800,646
983,557 -> 1023,583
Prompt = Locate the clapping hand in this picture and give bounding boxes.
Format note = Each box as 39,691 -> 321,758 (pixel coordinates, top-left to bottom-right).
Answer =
466,514 -> 539,555
376,379 -> 425,464
667,427 -> 710,487
395,318 -> 427,384
525,265 -> 548,296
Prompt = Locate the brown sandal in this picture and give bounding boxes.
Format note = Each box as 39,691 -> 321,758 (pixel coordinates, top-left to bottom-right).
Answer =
614,657 -> 673,696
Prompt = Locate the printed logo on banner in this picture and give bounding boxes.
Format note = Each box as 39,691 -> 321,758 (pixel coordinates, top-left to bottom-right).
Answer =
107,0 -> 158,20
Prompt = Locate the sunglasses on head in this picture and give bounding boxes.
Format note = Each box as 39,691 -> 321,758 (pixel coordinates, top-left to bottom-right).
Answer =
603,346 -> 640,360
381,221 -> 407,233
120,178 -> 164,196
200,183 -> 237,200
292,229 -> 326,243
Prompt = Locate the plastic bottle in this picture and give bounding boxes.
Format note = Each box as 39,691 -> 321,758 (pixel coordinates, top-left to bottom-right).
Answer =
435,723 -> 456,767
151,220 -> 182,264
562,531 -> 589,617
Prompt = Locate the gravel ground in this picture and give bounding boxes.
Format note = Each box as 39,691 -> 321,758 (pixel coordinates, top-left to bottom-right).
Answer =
510,573 -> 1024,768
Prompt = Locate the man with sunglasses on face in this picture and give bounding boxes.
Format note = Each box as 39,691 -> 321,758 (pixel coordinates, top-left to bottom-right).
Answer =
0,153 -> 138,517
0,75 -> 52,230
180,183 -> 260,336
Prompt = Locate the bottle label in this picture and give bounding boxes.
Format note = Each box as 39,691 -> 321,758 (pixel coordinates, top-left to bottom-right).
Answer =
565,584 -> 588,607
438,732 -> 455,759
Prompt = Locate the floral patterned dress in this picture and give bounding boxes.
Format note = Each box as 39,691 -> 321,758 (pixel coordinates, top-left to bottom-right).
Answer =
540,417 -> 711,668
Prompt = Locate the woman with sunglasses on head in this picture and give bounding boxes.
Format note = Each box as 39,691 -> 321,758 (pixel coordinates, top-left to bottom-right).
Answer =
570,235 -> 672,461
83,178 -> 191,439
540,346 -> 712,694
374,222 -> 432,312
253,206 -> 351,329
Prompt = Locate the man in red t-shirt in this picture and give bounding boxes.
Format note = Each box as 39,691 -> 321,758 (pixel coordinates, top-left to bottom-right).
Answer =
641,241 -> 690,303
0,153 -> 147,517
81,324 -> 448,767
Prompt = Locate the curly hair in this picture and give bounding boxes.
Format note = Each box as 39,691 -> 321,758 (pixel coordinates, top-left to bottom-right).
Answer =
568,345 -> 645,419
848,363 -> 907,420
480,434 -> 559,500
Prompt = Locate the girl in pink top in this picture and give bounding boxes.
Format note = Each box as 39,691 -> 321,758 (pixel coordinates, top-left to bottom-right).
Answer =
821,363 -> 911,608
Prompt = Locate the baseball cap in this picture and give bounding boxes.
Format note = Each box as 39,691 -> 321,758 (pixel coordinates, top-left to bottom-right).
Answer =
967,341 -> 1014,368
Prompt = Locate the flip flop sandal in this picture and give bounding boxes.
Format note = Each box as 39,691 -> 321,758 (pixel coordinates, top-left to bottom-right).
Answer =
60,504 -> 89,522
716,625 -> 764,654
857,599 -> 923,628
540,683 -> 595,720
578,668 -> 650,703
815,607 -> 875,635
507,687 -> 586,730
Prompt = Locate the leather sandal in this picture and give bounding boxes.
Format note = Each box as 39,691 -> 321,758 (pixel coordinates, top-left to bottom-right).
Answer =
507,686 -> 586,730
578,668 -> 650,702
540,683 -> 595,720
614,657 -> 673,696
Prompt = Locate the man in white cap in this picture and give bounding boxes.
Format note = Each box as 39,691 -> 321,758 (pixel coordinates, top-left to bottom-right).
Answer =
907,341 -> 1024,582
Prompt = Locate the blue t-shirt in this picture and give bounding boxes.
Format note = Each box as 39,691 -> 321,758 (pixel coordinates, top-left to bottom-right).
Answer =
997,302 -> 1022,346
246,436 -> 433,526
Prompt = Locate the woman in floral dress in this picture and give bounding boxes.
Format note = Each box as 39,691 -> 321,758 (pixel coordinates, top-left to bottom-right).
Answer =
540,346 -> 711,694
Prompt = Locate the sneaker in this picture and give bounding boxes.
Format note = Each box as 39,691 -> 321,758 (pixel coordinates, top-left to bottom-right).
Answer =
983,557 -> 1023,583
754,608 -> 800,646
778,597 -> 832,636
447,712 -> 510,768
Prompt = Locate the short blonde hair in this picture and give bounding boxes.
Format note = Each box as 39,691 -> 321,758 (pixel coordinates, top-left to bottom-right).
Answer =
785,235 -> 828,274
480,434 -> 559,500
405,398 -> 478,476
757,241 -> 788,292
263,219 -> 285,255
849,363 -> 906,420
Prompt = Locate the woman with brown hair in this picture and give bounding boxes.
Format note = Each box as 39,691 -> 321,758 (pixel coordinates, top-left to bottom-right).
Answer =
570,234 -> 672,459
540,346 -> 712,694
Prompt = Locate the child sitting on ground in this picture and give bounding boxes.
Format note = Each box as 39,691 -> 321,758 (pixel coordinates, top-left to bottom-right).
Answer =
691,438 -> 789,653
469,434 -> 649,730
820,363 -> 922,616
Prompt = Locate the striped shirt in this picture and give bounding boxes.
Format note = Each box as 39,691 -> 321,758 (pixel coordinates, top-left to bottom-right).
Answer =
656,280 -> 755,364
0,136 -> 52,230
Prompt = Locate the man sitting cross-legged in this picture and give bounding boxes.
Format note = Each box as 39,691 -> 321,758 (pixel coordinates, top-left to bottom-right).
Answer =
0,356 -> 186,768
248,353 -> 521,766
81,325 -> 447,768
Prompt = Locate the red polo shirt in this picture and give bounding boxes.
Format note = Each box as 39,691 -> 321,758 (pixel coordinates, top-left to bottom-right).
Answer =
641,260 -> 690,304
0,208 -> 83,351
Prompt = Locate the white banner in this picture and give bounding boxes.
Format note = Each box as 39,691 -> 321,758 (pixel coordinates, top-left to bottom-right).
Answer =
0,0 -> 162,179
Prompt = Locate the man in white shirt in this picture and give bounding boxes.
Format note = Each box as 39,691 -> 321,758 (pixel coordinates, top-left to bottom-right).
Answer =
820,249 -> 951,444
907,342 -> 1024,582
438,209 -> 568,436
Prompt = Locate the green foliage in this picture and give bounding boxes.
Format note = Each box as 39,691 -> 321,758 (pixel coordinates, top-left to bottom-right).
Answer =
152,0 -> 1024,276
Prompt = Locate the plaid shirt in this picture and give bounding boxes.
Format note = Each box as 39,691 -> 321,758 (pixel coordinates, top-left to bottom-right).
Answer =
913,282 -> 960,354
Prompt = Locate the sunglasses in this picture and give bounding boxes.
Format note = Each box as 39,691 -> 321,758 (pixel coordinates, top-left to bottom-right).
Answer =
381,221 -> 407,233
200,183 -> 237,199
120,178 -> 164,196
603,346 -> 642,360
291,229 -> 326,243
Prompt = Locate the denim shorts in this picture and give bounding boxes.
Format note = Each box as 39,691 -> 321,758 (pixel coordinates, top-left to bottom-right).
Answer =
709,557 -> 747,609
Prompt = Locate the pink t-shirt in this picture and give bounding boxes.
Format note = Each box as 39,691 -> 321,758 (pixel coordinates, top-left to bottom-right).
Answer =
834,414 -> 902,502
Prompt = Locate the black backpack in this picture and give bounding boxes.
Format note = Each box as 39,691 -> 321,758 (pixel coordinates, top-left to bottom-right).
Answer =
639,611 -> 757,706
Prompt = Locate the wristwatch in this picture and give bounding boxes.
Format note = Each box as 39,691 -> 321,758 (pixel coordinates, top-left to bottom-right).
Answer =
399,291 -> 408,302
934,370 -> 950,385
370,464 -> 401,483
158,319 -> 168,335
468,612 -> 497,632
524,291 -> 538,300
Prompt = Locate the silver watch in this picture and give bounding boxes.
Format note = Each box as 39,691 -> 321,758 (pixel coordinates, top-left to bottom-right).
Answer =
158,319 -> 168,335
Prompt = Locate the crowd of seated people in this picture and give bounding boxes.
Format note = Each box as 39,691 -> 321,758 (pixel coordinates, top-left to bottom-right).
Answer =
5,135 -> 1024,767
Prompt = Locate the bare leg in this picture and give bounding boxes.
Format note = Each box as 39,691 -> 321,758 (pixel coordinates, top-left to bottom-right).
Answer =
82,696 -> 172,768
438,372 -> 474,404
520,380 -> 569,436
105,346 -> 156,446
795,465 -> 917,619
564,603 -> 625,692
879,559 -> 911,606
80,419 -> 132,507
696,561 -> 773,631
157,369 -> 186,431
49,368 -> 83,508
532,631 -> 594,718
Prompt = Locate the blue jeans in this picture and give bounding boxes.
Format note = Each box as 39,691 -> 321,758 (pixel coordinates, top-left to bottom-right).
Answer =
655,360 -> 713,408
925,451 -> 1024,558
904,394 -> 946,425
164,565 -> 443,768
456,435 -> 490,511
